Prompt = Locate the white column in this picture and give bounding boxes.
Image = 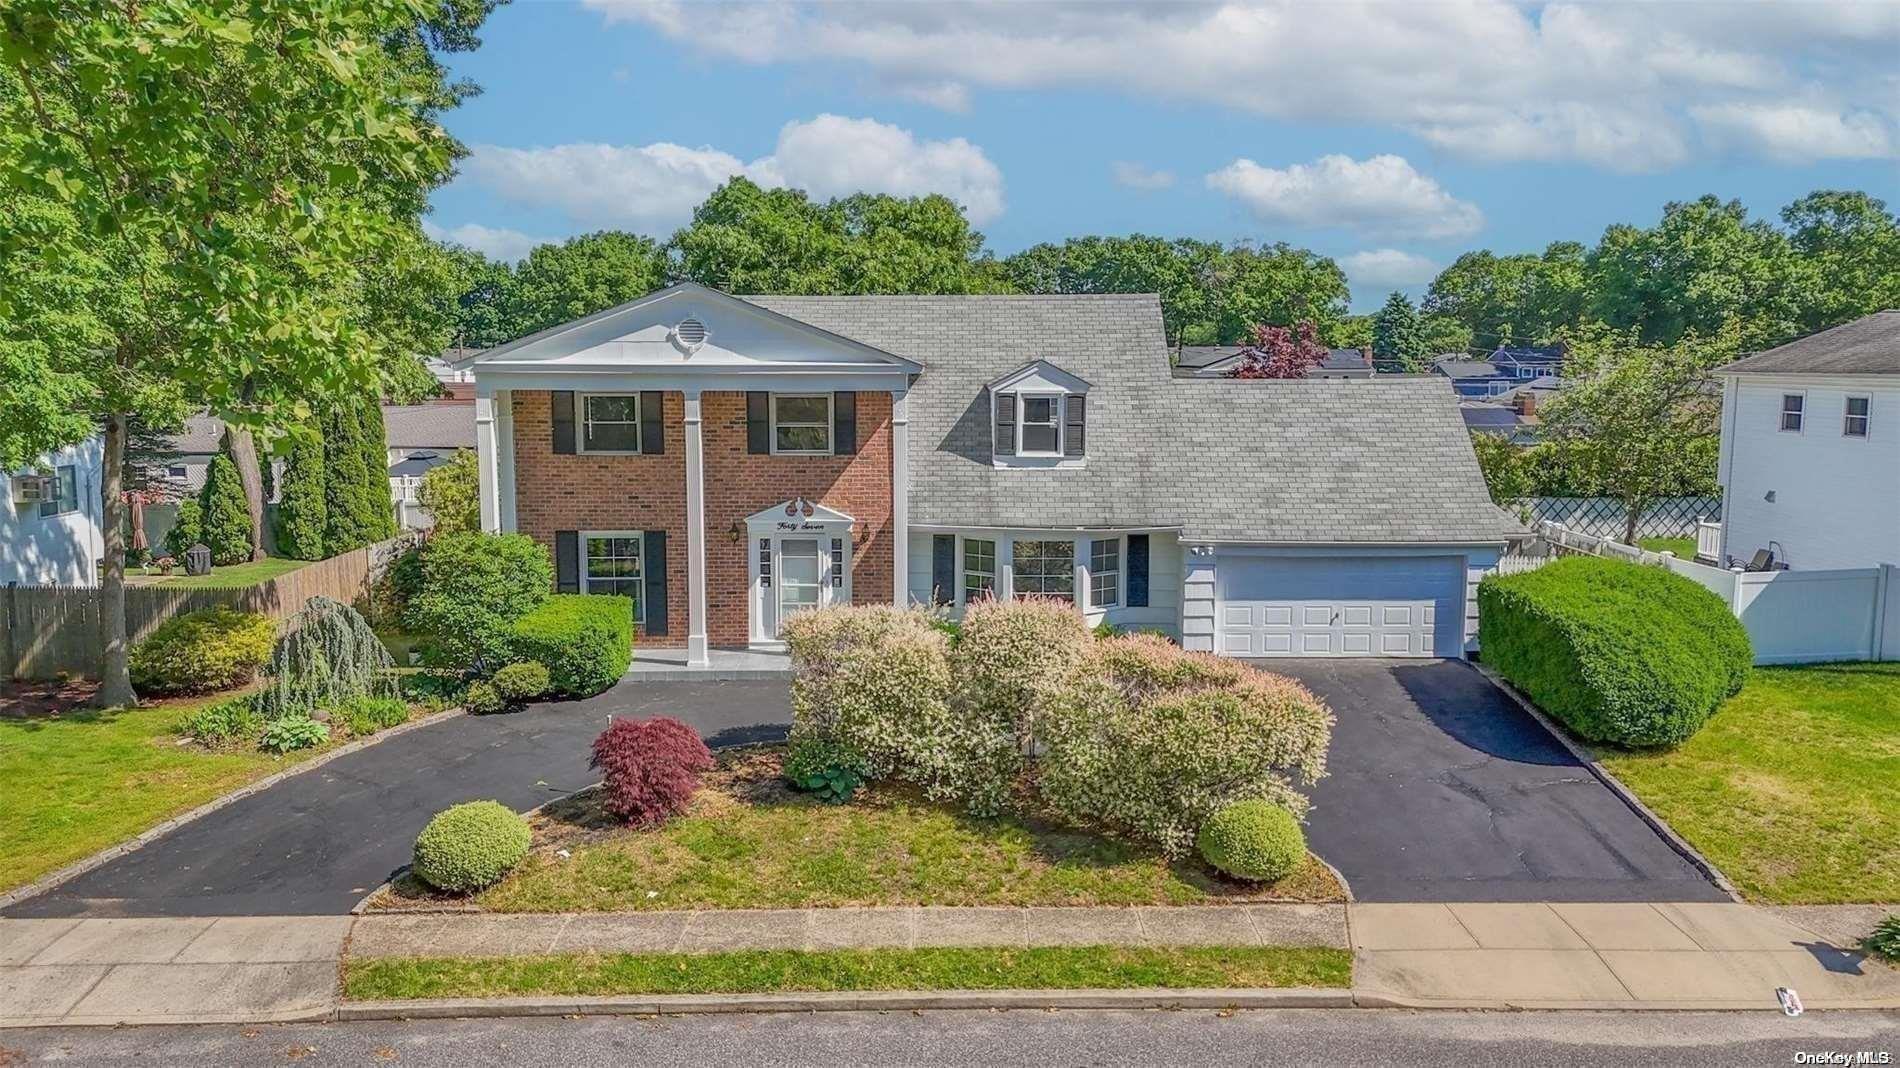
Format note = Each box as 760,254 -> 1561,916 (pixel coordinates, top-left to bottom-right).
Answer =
889,388 -> 910,607
494,390 -> 517,533
682,389 -> 710,667
474,393 -> 499,534
1072,539 -> 1089,619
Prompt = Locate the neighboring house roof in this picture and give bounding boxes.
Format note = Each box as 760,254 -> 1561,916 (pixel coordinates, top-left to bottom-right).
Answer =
1491,344 -> 1565,363
383,404 -> 475,451
742,294 -> 1514,545
389,451 -> 452,477
1432,359 -> 1507,381
1721,310 -> 1900,375
162,413 -> 225,456
1459,403 -> 1521,429
1175,345 -> 1372,376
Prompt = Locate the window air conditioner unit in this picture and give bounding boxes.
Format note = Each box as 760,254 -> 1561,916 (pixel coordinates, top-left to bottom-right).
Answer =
11,473 -> 55,504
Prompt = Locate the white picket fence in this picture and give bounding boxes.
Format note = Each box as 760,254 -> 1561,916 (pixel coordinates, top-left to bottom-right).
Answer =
1498,521 -> 1900,665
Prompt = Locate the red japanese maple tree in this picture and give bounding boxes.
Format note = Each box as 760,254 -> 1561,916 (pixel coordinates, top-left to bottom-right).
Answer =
1228,321 -> 1330,379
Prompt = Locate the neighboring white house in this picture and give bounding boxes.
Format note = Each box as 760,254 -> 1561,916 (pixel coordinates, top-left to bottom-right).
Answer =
2,437 -> 106,587
1716,310 -> 1900,571
385,402 -> 475,529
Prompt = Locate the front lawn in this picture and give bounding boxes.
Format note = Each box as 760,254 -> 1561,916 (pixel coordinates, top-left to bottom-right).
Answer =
0,694 -> 321,891
1599,662 -> 1900,904
128,555 -> 311,589
377,749 -> 1342,912
344,945 -> 1352,1000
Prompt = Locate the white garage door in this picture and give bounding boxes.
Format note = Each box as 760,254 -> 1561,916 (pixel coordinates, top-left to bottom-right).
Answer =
1214,554 -> 1464,658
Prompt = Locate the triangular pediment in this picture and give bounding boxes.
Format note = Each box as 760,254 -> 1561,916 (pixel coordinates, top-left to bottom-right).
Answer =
988,359 -> 1092,394
746,498 -> 855,526
458,283 -> 920,375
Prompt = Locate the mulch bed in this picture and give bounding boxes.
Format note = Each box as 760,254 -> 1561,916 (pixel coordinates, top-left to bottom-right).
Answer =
0,677 -> 100,719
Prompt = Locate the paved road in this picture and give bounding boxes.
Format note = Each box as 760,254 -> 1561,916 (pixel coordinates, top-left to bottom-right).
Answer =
4,681 -> 790,918
5,1009 -> 1896,1066
1280,659 -> 1726,902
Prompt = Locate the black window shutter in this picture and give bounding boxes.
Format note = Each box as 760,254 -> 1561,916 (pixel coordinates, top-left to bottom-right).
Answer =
746,392 -> 769,454
1127,533 -> 1149,608
551,391 -> 576,455
642,531 -> 668,636
833,391 -> 857,455
1064,394 -> 1086,457
555,531 -> 580,593
994,393 -> 1015,457
639,391 -> 664,455
931,534 -> 955,605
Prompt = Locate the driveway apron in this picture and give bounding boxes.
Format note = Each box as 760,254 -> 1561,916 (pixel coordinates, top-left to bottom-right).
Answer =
5,681 -> 791,919
1273,659 -> 1725,903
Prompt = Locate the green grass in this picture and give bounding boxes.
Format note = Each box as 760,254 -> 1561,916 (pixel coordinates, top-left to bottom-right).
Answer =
0,695 -> 321,891
131,555 -> 312,589
1636,536 -> 1697,558
435,752 -> 1341,913
344,945 -> 1352,1000
1599,662 -> 1900,903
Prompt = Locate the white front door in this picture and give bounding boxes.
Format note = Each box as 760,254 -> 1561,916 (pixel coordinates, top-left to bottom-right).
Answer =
776,538 -> 824,636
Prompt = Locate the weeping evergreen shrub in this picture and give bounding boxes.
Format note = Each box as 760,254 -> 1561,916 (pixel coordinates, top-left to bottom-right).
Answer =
198,454 -> 254,565
256,595 -> 398,720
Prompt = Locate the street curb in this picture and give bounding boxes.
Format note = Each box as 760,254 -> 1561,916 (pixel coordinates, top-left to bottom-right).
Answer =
334,986 -> 1360,1020
0,705 -> 467,912
1466,662 -> 1742,903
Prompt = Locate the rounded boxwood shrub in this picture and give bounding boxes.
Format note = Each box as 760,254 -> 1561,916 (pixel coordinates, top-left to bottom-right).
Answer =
129,608 -> 276,695
590,716 -> 714,828
411,800 -> 531,893
463,679 -> 505,715
507,595 -> 633,697
491,660 -> 551,703
1197,799 -> 1306,881
1478,556 -> 1752,748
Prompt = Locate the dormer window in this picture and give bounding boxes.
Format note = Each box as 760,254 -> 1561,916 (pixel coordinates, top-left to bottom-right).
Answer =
1019,395 -> 1062,455
988,360 -> 1090,466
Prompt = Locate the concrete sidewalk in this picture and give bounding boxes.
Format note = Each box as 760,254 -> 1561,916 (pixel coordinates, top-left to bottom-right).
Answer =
3,903 -> 1894,1026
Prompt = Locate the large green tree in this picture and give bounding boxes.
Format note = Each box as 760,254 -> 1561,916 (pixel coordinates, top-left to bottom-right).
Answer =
1423,241 -> 1589,350
1370,291 -> 1427,372
506,230 -> 668,339
198,452 -> 253,565
0,0 -> 487,703
1781,190 -> 1900,333
1004,235 -> 1221,349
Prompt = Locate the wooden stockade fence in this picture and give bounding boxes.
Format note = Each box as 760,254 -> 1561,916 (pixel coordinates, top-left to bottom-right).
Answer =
1,534 -> 416,680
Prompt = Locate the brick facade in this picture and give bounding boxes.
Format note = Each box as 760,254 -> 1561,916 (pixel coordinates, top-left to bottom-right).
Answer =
509,389 -> 894,648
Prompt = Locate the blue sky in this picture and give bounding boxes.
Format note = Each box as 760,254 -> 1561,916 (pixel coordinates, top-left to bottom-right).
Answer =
427,1 -> 1900,312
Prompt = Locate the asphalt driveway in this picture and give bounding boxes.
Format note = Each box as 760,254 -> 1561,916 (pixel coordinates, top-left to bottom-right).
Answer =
5,681 -> 790,918
9,658 -> 1723,917
1275,658 -> 1726,903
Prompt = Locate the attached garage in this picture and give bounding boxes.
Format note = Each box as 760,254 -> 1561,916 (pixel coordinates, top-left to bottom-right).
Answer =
1205,552 -> 1471,659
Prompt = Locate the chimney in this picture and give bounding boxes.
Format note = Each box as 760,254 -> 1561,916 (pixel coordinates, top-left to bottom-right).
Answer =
1514,390 -> 1537,417
1358,346 -> 1373,366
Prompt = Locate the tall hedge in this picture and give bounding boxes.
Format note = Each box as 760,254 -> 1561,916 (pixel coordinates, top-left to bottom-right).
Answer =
403,532 -> 553,670
1478,556 -> 1751,748
274,429 -> 328,561
197,454 -> 253,565
508,594 -> 633,697
322,397 -> 389,555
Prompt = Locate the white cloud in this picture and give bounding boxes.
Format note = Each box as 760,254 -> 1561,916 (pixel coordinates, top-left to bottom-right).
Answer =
1206,154 -> 1483,240
583,0 -> 1900,172
422,220 -> 545,263
1341,249 -> 1442,291
458,115 -> 1005,233
1111,161 -> 1175,191
889,80 -> 971,113
1690,103 -> 1897,161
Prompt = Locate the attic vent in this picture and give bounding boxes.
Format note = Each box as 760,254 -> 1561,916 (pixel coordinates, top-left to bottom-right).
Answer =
674,317 -> 707,347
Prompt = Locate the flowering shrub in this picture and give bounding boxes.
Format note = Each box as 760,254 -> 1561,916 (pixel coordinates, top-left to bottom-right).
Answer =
1035,634 -> 1332,856
590,717 -> 714,828
785,604 -> 1010,808
946,598 -> 1093,812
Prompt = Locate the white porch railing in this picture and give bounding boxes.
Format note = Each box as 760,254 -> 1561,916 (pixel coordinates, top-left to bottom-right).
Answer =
1695,519 -> 1722,564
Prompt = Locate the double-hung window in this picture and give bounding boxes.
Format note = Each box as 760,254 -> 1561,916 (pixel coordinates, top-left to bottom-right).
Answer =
1012,540 -> 1074,601
772,394 -> 832,454
37,465 -> 77,518
962,538 -> 996,603
1089,538 -> 1120,608
581,533 -> 644,623
1845,396 -> 1871,438
581,394 -> 642,453
1779,393 -> 1805,433
1018,395 -> 1061,455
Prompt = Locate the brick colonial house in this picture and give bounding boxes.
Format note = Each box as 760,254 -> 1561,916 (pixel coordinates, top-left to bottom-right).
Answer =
459,283 -> 1514,667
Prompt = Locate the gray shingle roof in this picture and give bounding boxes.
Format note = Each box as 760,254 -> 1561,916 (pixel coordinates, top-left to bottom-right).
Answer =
383,403 -> 475,450
745,294 -> 1515,545
1722,310 -> 1900,374
1176,345 -> 1371,373
1433,359 -> 1506,380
